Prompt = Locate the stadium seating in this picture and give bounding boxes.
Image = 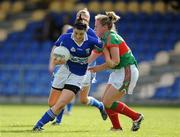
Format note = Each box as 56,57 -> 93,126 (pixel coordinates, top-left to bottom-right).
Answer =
140,1 -> 153,14
114,1 -> 127,13
0,0 -> 179,100
153,76 -> 180,99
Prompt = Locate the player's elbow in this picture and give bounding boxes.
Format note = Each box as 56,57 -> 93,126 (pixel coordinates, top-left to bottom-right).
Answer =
107,59 -> 119,68
114,59 -> 120,65
112,61 -> 119,68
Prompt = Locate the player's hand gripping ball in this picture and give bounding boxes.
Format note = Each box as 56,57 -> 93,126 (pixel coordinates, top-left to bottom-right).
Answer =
53,46 -> 70,64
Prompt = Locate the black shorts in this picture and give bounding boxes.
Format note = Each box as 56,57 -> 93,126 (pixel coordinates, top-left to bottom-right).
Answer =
63,84 -> 80,95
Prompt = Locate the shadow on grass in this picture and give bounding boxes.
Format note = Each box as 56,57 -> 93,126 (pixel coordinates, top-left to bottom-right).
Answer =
1,124 -> 93,133
1,129 -> 91,133
0,124 -> 33,128
1,130 -> 33,133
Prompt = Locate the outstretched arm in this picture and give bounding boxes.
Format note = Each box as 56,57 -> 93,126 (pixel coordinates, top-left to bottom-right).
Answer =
88,50 -> 102,64
88,63 -> 109,73
88,46 -> 120,73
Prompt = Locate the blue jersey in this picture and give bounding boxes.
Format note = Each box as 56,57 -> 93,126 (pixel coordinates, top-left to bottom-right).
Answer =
67,27 -> 98,67
54,33 -> 103,76
67,27 -> 97,39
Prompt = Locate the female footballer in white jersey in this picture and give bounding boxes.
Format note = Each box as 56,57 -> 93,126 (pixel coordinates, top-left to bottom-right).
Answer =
89,11 -> 144,131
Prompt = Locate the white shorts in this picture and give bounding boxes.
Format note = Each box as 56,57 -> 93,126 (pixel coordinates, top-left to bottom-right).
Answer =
108,64 -> 139,94
81,70 -> 96,87
52,65 -> 84,90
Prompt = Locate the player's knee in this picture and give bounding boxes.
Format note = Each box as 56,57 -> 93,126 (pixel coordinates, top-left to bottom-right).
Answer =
48,100 -> 55,107
80,98 -> 88,105
102,99 -> 112,108
53,101 -> 67,111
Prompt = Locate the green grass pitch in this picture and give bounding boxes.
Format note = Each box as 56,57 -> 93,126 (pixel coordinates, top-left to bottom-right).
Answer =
0,104 -> 180,137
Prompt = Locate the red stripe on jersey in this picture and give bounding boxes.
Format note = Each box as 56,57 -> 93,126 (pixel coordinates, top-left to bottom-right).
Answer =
92,49 -> 100,53
107,41 -> 129,56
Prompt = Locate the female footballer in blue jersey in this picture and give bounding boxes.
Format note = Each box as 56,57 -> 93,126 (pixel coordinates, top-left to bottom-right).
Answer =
48,8 -> 107,126
33,15 -> 106,131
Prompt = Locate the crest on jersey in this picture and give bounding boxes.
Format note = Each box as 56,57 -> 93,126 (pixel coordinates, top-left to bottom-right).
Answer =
70,47 -> 76,52
98,38 -> 101,43
85,48 -> 90,54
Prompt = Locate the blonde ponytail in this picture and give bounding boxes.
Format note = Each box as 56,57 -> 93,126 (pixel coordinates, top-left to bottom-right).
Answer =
95,11 -> 120,30
105,11 -> 120,23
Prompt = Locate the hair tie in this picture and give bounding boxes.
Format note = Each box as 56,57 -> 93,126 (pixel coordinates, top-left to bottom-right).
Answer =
109,16 -> 113,21
78,14 -> 82,20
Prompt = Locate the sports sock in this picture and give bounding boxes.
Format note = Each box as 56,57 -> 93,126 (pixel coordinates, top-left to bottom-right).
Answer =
110,101 -> 139,121
87,96 -> 103,110
105,108 -> 122,129
67,103 -> 73,112
34,109 -> 56,128
56,109 -> 64,124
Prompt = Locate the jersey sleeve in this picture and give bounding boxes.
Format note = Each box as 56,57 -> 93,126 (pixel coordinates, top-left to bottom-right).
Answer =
106,33 -> 122,48
87,27 -> 98,39
54,35 -> 64,46
66,28 -> 73,33
93,37 -> 104,53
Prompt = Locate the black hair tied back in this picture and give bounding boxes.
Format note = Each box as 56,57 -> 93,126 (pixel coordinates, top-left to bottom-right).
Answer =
74,13 -> 87,30
78,14 -> 83,21
109,16 -> 113,21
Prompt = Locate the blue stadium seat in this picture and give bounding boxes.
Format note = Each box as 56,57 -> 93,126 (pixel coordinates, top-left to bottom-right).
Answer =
168,77 -> 180,99
153,86 -> 171,99
5,83 -> 19,96
0,84 -> 5,96
24,71 -> 39,82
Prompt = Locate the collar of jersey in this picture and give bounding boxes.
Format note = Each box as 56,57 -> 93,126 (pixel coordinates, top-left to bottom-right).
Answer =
101,31 -> 111,42
71,32 -> 88,47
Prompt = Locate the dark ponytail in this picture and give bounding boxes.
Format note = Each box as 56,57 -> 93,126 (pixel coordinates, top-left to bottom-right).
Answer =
74,14 -> 87,31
